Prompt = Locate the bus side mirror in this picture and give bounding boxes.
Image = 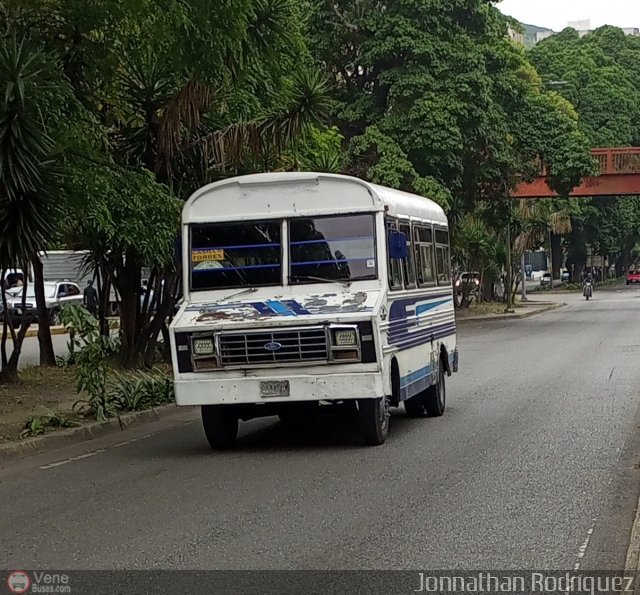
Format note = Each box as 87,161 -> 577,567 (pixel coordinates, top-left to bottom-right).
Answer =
389,231 -> 408,259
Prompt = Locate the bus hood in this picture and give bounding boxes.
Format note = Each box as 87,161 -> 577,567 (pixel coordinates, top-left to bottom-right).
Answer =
174,290 -> 381,330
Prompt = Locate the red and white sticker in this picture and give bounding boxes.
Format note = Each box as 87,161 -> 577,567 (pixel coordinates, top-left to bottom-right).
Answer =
6,571 -> 31,594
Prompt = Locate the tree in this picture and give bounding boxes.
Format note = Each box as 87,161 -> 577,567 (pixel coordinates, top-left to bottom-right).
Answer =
530,26 -> 640,274
0,36 -> 72,380
3,0 -> 332,368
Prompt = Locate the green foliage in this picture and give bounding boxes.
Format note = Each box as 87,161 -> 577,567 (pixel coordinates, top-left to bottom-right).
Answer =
65,165 -> 181,269
59,304 -> 172,420
21,408 -> 79,438
60,305 -> 120,421
108,368 -> 174,411
531,26 -> 640,272
308,0 -> 592,216
297,126 -> 345,173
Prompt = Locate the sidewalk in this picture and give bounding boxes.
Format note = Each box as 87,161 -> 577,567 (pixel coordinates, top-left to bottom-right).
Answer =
457,300 -> 564,323
24,319 -> 119,338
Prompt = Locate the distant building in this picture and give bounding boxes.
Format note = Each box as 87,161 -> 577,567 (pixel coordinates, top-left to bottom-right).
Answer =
567,19 -> 591,32
536,31 -> 555,43
533,20 -> 640,44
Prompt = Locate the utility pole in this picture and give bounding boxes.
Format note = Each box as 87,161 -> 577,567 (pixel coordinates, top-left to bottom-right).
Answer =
548,229 -> 554,290
505,222 -> 514,313
521,252 -> 527,301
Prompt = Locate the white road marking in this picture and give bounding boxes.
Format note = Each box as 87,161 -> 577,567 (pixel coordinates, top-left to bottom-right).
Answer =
39,432 -> 154,470
39,449 -> 106,470
574,525 -> 595,570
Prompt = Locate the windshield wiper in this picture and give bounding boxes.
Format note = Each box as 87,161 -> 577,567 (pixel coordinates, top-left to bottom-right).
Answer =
218,287 -> 258,302
288,275 -> 352,287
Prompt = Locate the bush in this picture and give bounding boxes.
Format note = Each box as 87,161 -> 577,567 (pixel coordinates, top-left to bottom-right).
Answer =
21,409 -> 79,438
108,368 -> 174,412
60,305 -> 121,421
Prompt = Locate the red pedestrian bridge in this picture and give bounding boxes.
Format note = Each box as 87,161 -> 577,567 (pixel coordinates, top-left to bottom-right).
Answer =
513,147 -> 640,198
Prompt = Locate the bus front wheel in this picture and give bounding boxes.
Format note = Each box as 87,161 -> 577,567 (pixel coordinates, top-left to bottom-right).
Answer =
358,396 -> 390,446
201,405 -> 238,450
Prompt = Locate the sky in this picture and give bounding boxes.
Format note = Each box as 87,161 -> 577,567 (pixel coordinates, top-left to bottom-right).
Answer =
497,0 -> 640,32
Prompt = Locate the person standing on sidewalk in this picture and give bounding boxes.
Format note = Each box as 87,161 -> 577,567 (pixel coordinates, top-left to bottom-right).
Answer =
83,280 -> 99,318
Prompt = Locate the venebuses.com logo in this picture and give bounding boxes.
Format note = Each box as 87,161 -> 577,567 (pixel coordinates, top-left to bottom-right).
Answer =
5,571 -> 71,594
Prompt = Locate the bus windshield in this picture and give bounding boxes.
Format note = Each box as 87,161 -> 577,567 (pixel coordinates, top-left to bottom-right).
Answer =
191,221 -> 282,291
289,214 -> 377,284
190,214 -> 377,291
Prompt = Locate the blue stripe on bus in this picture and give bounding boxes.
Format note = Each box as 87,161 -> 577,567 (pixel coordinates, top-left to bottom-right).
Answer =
291,257 -> 375,266
400,364 -> 433,389
265,300 -> 297,317
194,243 -> 280,250
415,299 -> 452,315
290,236 -> 374,246
192,264 -> 280,272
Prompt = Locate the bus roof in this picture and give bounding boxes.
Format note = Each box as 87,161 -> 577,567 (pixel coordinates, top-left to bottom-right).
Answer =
183,172 -> 447,226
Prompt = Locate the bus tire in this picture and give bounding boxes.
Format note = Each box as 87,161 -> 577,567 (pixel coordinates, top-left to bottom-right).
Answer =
423,363 -> 446,417
404,393 -> 427,418
358,396 -> 390,446
201,405 -> 238,450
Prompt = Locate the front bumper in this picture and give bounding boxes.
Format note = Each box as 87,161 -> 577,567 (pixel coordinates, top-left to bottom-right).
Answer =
174,370 -> 385,406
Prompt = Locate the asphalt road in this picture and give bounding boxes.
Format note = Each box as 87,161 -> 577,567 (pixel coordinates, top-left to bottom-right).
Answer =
19,333 -> 70,368
2,286 -> 640,572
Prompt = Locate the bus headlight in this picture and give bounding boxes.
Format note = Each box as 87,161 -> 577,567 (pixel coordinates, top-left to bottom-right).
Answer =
332,329 -> 358,347
192,337 -> 215,356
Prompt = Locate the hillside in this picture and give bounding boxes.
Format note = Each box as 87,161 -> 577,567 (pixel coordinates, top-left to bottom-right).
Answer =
522,22 -> 554,47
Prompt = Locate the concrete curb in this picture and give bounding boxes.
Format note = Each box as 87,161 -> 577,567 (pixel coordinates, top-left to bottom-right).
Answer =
25,320 -> 119,338
25,326 -> 67,338
0,404 -> 182,461
457,302 -> 564,323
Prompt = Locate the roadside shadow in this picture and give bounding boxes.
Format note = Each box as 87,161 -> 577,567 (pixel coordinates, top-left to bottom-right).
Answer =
149,408 -> 425,457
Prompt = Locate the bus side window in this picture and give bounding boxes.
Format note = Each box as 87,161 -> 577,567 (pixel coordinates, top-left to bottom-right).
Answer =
414,225 -> 435,287
434,228 -> 451,285
398,222 -> 416,289
386,219 -> 403,290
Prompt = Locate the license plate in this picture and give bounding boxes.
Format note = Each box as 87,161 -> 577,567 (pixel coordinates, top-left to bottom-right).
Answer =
260,380 -> 290,398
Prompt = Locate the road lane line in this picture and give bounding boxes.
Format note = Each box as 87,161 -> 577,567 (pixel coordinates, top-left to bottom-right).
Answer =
574,525 -> 595,570
39,449 -> 106,470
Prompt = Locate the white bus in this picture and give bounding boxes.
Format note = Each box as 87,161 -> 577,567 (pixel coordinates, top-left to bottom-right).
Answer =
170,172 -> 458,448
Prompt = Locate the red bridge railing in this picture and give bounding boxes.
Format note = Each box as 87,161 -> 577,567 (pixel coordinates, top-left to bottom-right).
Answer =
514,147 -> 640,198
592,148 -> 640,175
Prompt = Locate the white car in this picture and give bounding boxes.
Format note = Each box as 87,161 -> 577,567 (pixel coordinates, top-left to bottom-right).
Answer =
6,281 -> 83,325
455,271 -> 480,292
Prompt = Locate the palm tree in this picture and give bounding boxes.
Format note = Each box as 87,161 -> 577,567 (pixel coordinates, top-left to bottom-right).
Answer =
0,36 -> 64,380
515,199 -> 572,285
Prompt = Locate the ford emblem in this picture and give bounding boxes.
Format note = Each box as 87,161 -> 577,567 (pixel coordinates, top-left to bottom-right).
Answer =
264,341 -> 282,352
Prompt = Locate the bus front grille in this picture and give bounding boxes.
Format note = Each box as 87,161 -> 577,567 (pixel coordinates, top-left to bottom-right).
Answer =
218,327 -> 328,366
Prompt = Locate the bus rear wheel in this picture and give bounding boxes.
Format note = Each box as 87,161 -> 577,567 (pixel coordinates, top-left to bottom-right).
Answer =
422,363 -> 446,417
201,405 -> 238,450
358,396 -> 390,446
404,393 -> 427,418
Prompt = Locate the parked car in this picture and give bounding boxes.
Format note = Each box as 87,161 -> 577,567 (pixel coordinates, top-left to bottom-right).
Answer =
6,281 -> 83,326
627,271 -> 640,285
561,270 -> 570,282
540,272 -> 552,288
455,271 -> 481,293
